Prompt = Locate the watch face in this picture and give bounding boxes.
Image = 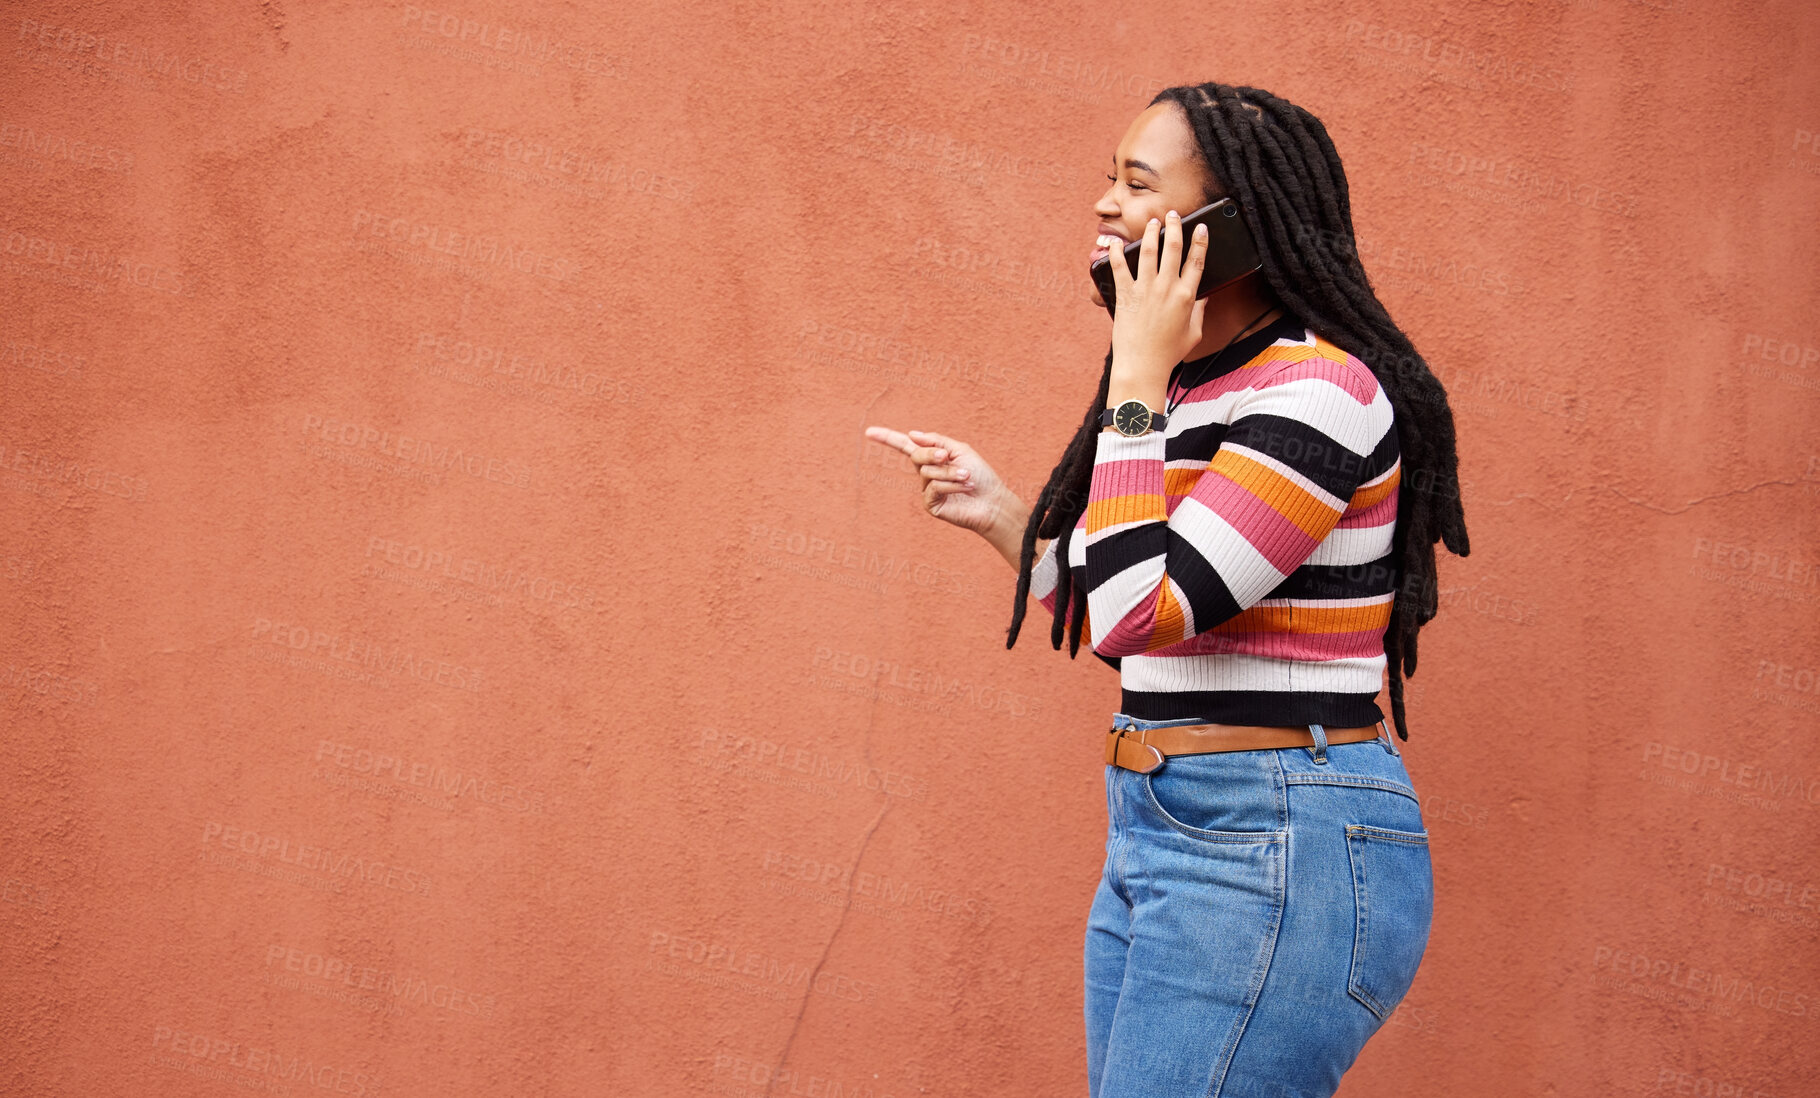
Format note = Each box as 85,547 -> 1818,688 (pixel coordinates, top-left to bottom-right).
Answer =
1113,400 -> 1151,436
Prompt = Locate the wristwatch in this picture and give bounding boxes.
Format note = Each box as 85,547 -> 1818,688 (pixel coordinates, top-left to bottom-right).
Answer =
1100,399 -> 1168,437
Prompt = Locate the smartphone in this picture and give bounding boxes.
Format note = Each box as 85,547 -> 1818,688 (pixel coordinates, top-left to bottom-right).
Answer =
1090,197 -> 1262,315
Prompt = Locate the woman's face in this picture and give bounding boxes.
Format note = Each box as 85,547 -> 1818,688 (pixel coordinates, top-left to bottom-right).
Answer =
1089,101 -> 1219,308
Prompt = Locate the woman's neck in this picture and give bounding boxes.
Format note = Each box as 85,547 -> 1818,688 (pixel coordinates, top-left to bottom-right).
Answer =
1180,276 -> 1283,363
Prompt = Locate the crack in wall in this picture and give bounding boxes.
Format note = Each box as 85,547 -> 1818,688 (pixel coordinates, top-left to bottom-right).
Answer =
764,795 -> 892,1096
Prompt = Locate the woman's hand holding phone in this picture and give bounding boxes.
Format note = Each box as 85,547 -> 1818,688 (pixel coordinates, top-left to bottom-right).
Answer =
1109,210 -> 1210,385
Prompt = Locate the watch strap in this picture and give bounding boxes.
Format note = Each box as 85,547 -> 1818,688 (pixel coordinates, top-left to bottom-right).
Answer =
1100,402 -> 1169,433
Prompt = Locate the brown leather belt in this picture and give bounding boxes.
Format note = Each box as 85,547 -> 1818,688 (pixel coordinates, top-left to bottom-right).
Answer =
1106,719 -> 1388,774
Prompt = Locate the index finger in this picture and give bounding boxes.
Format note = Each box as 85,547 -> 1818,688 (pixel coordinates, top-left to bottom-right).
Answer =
1182,220 -> 1209,286
864,425 -> 917,455
1108,227 -> 1137,293
1159,210 -> 1184,285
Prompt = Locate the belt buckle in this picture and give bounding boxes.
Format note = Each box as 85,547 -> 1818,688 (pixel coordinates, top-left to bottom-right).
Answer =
1107,726 -> 1166,774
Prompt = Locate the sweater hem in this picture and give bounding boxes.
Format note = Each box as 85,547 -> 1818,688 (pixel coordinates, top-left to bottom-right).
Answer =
1115,690 -> 1385,728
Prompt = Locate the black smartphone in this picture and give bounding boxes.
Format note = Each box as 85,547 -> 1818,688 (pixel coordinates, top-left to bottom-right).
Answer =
1090,197 -> 1262,315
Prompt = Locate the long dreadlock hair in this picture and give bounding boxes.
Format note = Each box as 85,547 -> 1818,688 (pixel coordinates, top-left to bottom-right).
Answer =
1004,82 -> 1471,741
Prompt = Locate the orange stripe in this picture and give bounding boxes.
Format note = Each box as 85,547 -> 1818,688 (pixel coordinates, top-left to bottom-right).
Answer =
1209,601 -> 1393,634
1349,464 -> 1401,510
1209,604 -> 1295,632
1163,466 -> 1207,496
1245,341 -> 1352,372
1142,583 -> 1188,652
1206,449 -> 1341,538
1084,491 -> 1166,534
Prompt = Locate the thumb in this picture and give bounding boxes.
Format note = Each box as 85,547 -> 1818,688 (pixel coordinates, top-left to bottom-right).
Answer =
1189,295 -> 1209,344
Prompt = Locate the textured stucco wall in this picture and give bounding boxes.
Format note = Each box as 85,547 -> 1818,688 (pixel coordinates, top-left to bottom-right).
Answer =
3,1 -> 1818,1095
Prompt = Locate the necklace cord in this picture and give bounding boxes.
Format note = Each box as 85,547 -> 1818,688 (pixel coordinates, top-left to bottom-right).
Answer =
1166,304 -> 1281,416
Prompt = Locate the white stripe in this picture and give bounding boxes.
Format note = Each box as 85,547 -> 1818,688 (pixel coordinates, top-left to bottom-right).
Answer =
1119,651 -> 1388,694
1029,538 -> 1059,602
1237,373 -> 1392,457
1168,497 -> 1290,605
1358,458 -> 1400,489
1158,389 -> 1250,431
1303,524 -> 1395,566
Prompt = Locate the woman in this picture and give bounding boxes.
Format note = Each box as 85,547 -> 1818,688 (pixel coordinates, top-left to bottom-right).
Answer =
865,82 -> 1469,1097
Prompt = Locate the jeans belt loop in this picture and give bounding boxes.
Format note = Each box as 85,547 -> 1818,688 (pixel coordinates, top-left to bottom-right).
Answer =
1308,722 -> 1329,765
1377,718 -> 1398,756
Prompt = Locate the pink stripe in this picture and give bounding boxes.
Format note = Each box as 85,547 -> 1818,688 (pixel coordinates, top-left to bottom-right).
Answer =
1090,456 -> 1166,501
1176,366 -> 1270,403
1264,628 -> 1388,660
1197,476 -> 1321,573
1249,356 -> 1378,404
1153,627 -> 1385,660
1099,610 -> 1159,655
1336,490 -> 1397,528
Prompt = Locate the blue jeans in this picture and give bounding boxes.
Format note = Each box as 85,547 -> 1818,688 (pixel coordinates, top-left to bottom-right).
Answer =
1085,713 -> 1434,1098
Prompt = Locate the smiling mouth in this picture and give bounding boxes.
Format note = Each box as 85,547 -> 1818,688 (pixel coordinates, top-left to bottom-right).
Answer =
1090,233 -> 1126,263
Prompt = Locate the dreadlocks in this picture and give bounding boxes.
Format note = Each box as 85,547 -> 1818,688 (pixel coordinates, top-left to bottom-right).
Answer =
1004,82 -> 1471,741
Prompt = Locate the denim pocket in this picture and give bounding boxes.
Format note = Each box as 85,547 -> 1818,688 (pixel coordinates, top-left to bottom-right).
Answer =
1141,754 -> 1283,842
1344,823 -> 1434,1020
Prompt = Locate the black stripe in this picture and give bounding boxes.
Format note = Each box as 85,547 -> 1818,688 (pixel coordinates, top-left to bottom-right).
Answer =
1362,426 -> 1401,481
1116,688 -> 1385,728
1171,312 -> 1310,388
1079,524 -> 1244,639
1264,551 -> 1399,600
1166,420 -> 1228,459
1221,413 -> 1371,500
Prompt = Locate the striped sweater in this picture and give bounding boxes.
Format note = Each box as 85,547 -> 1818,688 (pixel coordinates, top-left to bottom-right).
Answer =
1029,313 -> 1401,728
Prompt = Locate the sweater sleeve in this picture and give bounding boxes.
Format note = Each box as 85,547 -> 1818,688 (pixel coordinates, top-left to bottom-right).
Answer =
1031,537 -> 1091,636
1027,534 -> 1121,670
1082,355 -> 1391,657
1030,537 -> 1061,615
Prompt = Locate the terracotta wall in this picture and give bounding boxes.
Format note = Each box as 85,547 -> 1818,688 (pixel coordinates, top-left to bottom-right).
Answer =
4,1 -> 1818,1095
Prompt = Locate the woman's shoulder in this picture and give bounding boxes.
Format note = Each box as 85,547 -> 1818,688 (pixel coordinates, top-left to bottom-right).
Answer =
1250,326 -> 1382,405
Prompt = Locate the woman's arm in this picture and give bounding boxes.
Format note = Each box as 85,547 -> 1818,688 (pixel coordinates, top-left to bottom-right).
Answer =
980,490 -> 1050,575
1082,349 -> 1397,657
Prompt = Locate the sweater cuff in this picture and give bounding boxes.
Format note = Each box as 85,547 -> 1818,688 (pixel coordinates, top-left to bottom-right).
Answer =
1089,430 -> 1169,529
